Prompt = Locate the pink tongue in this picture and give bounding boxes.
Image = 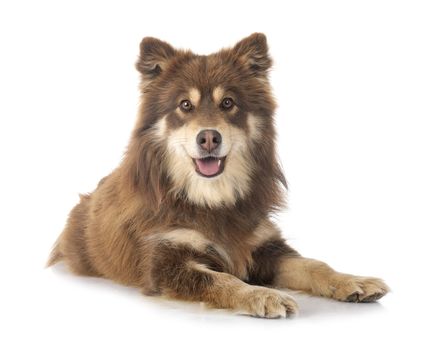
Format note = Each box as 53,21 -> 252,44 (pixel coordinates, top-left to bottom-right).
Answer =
196,158 -> 220,176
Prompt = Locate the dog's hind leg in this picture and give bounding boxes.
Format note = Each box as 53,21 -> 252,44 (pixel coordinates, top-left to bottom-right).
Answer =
47,194 -> 100,277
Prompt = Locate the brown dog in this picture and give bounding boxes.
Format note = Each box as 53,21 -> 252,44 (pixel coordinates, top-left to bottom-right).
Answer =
48,33 -> 389,318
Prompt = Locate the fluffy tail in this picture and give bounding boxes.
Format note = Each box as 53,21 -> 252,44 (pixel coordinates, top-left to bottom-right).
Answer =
46,238 -> 64,267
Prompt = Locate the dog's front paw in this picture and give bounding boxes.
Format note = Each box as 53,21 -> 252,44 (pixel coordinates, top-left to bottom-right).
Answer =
235,286 -> 298,318
330,274 -> 390,303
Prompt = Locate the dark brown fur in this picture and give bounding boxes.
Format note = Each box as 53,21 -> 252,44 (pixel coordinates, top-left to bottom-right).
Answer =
48,33 -> 389,318
248,239 -> 298,286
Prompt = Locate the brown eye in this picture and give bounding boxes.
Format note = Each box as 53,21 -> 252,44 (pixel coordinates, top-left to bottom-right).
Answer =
180,99 -> 193,112
221,97 -> 234,110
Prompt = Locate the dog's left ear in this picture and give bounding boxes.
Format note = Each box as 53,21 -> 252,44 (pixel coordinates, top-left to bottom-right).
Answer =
136,37 -> 176,81
233,33 -> 272,75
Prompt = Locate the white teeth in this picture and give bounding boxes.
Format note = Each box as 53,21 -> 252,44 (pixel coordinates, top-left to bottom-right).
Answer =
218,160 -> 221,167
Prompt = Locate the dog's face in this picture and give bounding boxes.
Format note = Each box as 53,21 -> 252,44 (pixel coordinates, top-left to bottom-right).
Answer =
134,34 -> 280,208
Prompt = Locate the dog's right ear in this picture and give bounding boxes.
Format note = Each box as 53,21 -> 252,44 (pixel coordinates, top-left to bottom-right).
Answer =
136,37 -> 176,81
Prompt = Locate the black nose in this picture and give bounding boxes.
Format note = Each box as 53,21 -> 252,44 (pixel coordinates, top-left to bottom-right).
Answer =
196,129 -> 222,152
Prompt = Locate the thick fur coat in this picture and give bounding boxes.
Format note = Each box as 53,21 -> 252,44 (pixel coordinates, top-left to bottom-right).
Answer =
48,34 -> 389,318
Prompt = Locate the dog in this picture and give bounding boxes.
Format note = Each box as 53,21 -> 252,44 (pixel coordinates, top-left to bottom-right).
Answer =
48,33 -> 389,318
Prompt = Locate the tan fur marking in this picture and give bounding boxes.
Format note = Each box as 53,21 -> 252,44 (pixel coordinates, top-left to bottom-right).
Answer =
152,115 -> 168,138
175,108 -> 184,118
247,114 -> 264,141
189,88 -> 201,106
212,86 -> 224,103
227,105 -> 238,116
159,229 -> 209,250
275,257 -> 390,302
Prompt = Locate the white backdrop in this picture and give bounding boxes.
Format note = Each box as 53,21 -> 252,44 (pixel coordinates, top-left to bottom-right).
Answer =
1,0 -> 420,349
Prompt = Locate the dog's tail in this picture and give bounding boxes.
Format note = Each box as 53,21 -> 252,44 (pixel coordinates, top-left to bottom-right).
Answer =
46,238 -> 64,267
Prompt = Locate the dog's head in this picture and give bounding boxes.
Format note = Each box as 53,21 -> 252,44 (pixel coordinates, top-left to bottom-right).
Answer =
126,33 -> 285,209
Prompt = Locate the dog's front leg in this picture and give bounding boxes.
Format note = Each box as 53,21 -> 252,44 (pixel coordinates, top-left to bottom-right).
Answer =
148,235 -> 298,318
274,256 -> 390,302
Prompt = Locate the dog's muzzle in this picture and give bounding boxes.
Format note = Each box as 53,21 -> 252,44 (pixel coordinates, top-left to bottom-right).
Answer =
193,129 -> 225,177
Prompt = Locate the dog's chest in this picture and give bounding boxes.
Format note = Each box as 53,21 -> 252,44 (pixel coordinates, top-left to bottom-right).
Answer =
212,220 -> 277,281
214,233 -> 262,282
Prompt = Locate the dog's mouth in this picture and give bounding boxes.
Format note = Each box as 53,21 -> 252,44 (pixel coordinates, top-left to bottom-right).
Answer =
193,156 -> 226,178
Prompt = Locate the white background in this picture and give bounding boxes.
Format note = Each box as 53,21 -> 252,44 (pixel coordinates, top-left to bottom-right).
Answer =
1,0 -> 420,349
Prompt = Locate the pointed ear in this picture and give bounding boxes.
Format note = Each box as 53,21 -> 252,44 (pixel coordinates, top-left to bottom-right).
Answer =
136,37 -> 176,81
233,33 -> 272,75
